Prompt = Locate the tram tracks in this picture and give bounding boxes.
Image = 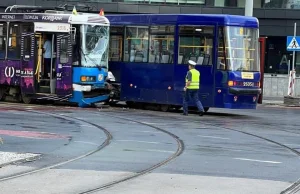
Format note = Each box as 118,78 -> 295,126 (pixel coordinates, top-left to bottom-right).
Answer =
0,109 -> 112,182
97,108 -> 300,194
1,102 -> 299,193
77,113 -> 184,194
0,103 -> 185,194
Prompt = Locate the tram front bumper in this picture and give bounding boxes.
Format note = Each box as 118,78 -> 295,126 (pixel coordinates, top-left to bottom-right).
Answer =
229,87 -> 261,95
73,84 -> 92,92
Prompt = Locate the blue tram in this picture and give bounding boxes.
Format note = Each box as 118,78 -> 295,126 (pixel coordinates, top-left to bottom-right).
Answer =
106,14 -> 261,112
0,5 -> 111,107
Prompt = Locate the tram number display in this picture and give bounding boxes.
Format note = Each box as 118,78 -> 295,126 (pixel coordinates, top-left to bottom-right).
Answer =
57,25 -> 68,31
34,22 -> 70,33
243,82 -> 254,87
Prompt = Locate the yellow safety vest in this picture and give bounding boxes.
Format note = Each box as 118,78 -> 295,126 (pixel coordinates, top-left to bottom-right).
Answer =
186,69 -> 200,89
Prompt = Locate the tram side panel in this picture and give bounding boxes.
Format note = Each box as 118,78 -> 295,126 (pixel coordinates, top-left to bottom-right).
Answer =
120,62 -> 174,104
0,35 -> 22,99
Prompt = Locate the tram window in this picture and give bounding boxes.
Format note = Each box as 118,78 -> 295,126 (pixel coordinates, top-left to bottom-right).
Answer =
8,23 -> 21,60
217,27 -> 226,70
60,38 -> 69,64
0,23 -> 6,59
22,24 -> 34,33
178,26 -> 214,65
110,35 -> 123,61
109,27 -> 124,62
124,26 -> 149,63
23,36 -> 31,57
149,26 -> 174,64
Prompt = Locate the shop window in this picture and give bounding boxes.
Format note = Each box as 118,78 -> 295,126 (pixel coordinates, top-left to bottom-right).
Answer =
8,23 -> 21,60
264,36 -> 293,74
0,23 -> 6,59
178,25 -> 214,65
149,25 -> 174,64
124,26 -> 149,63
109,27 -> 124,62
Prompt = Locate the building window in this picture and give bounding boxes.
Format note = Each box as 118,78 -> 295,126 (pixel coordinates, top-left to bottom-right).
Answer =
124,26 -> 149,63
149,26 -> 174,64
178,25 -> 214,65
263,0 -> 300,9
109,27 -> 124,62
115,0 -> 205,5
0,23 -> 6,59
264,36 -> 295,74
215,0 -> 262,8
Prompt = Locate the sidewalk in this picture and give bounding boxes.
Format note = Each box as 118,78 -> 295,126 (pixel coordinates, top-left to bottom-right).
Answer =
261,97 -> 284,106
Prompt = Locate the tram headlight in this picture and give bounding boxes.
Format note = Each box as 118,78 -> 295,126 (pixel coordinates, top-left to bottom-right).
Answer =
98,74 -> 104,81
81,76 -> 96,82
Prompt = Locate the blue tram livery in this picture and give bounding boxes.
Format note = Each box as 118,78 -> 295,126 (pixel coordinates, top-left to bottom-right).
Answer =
106,14 -> 261,112
0,5 -> 111,107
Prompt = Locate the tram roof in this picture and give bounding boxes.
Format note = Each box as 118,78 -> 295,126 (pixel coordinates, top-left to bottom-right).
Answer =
106,14 -> 258,28
0,13 -> 110,25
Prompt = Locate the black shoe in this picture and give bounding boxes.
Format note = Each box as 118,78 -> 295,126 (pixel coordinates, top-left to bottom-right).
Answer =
199,111 -> 204,116
182,113 -> 188,116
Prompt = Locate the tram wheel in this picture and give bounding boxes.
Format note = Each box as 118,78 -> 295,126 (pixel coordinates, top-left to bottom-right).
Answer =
22,94 -> 32,104
204,107 -> 209,112
160,104 -> 170,112
126,101 -> 134,108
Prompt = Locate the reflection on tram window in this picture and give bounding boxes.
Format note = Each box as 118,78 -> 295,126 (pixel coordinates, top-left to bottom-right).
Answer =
223,26 -> 259,72
178,26 -> 214,65
0,23 -> 6,59
149,25 -> 174,64
124,26 -> 149,63
217,27 -> 227,70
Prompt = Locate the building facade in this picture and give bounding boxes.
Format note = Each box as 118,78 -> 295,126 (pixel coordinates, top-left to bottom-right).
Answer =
1,0 -> 300,98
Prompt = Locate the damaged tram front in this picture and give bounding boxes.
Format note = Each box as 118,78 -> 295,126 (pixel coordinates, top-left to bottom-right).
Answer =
0,8 -> 111,107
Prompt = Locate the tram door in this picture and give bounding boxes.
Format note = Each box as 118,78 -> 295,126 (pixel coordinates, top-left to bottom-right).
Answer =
32,33 -> 57,94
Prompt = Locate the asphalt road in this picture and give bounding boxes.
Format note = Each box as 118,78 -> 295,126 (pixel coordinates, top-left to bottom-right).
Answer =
0,102 -> 299,194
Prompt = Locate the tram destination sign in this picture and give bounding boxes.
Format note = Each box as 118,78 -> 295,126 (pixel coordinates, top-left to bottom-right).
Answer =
0,13 -> 71,23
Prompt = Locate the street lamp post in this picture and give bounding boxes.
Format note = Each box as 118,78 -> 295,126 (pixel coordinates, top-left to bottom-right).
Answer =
245,0 -> 253,16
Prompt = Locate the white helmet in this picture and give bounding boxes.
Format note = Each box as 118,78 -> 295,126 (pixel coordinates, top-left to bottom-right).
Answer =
188,60 -> 197,66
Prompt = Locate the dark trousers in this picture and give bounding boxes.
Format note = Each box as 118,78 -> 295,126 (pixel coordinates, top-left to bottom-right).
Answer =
183,89 -> 204,114
44,58 -> 51,78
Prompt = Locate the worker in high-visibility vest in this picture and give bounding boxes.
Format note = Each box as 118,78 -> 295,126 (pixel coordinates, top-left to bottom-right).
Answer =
183,60 -> 204,116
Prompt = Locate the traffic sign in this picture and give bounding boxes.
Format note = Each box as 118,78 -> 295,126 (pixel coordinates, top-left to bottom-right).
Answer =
287,36 -> 300,51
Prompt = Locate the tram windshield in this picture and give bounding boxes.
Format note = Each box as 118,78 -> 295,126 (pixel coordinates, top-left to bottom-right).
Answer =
80,24 -> 109,68
220,26 -> 259,72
